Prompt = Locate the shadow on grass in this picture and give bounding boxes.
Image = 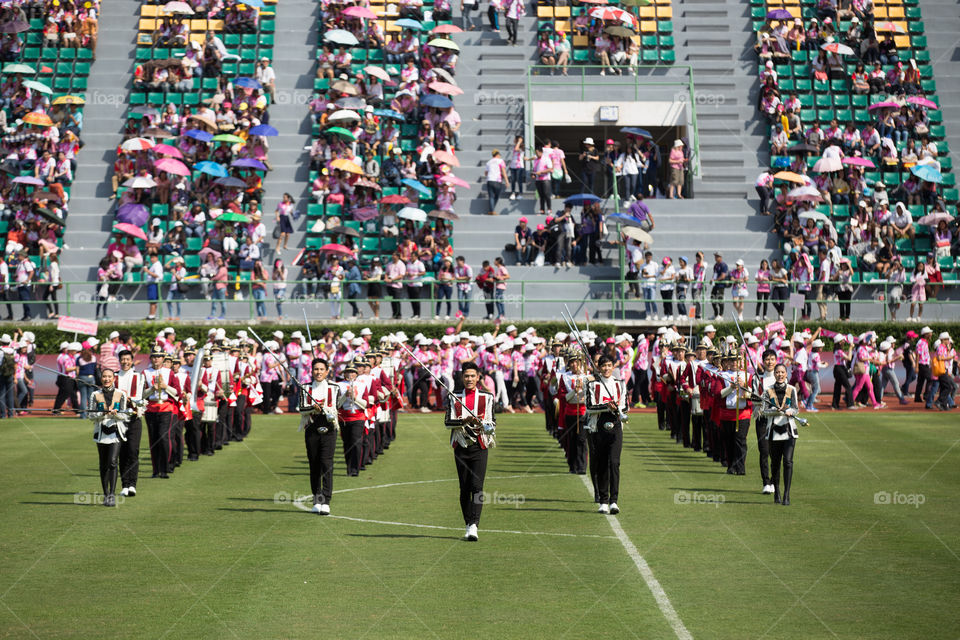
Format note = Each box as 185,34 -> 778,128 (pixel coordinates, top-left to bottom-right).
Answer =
217,507 -> 302,514
345,533 -> 453,540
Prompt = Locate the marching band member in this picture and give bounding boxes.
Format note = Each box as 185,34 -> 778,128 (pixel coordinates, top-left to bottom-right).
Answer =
688,344 -> 707,452
181,348 -> 202,461
338,363 -> 367,476
195,352 -> 219,457
89,368 -> 131,507
299,358 -> 340,515
586,355 -> 627,515
168,355 -> 187,468
559,349 -> 589,475
762,363 -> 803,505
752,349 -> 778,495
717,350 -> 753,475
354,357 -> 377,467
444,361 -> 496,542
116,349 -> 143,497
539,340 -> 563,437
143,347 -> 181,479
677,348 -> 696,448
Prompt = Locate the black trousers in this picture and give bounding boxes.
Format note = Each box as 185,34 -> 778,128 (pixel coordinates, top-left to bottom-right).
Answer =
304,419 -> 337,505
232,395 -> 247,440
363,426 -> 377,465
755,416 -> 771,486
770,438 -> 795,499
201,419 -> 216,455
170,415 -> 183,469
406,284 -> 422,317
185,414 -> 202,459
591,422 -> 623,504
837,290 -> 852,320
376,420 -> 386,454
691,412 -> 704,451
678,401 -> 691,447
216,400 -> 229,448
723,418 -> 750,473
587,426 -> 599,502
454,442 -> 488,526
832,365 -> 854,408
53,378 -> 77,411
561,413 -> 588,474
543,391 -> 557,435
97,441 -> 120,497
914,364 -> 932,403
119,418 -> 142,489
710,285 -> 725,317
341,419 -> 365,476
144,411 -> 171,477
630,369 -> 650,405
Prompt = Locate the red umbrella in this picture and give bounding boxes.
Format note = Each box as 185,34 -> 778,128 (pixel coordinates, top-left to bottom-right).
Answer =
381,194 -> 411,204
589,6 -> 634,24
155,157 -> 191,176
319,243 -> 356,257
428,81 -> 464,96
432,150 -> 460,167
114,222 -> 147,241
154,143 -> 183,158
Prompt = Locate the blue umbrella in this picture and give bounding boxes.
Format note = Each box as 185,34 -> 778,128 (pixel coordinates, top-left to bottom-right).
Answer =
421,93 -> 453,109
231,158 -> 268,170
235,77 -> 261,90
910,163 -> 943,184
242,0 -> 264,6
183,129 -> 213,142
395,18 -> 422,30
621,127 -> 652,139
605,213 -> 645,228
564,193 -> 602,206
373,108 -> 405,120
116,203 -> 149,226
195,161 -> 228,178
401,178 -> 431,197
248,124 -> 278,136
324,29 -> 359,46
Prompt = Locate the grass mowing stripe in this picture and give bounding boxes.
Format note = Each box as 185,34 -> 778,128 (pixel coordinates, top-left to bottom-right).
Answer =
579,474 -> 694,640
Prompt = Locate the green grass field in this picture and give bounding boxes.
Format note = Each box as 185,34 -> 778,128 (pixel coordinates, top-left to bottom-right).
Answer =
1,411 -> 958,639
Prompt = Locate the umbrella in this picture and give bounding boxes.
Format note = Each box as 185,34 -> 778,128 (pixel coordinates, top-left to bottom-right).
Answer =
116,203 -> 150,226
195,161 -> 228,177
812,156 -> 842,172
395,18 -> 423,30
123,176 -> 158,188
328,109 -> 361,122
440,174 -> 470,188
184,129 -> 214,142
606,213 -> 645,228
31,191 -> 62,204
428,209 -> 459,221
578,0 -> 610,4
141,127 -> 175,139
319,243 -> 356,257
907,96 -> 938,110
364,66 -> 391,81
217,211 -> 250,223
154,143 -> 183,158
331,80 -> 360,96
0,20 -> 29,34
773,171 -> 805,184
431,24 -> 463,33
155,157 -> 191,176
352,206 -> 379,222
114,222 -> 147,241
325,29 -> 360,46
589,6 -> 631,21
162,1 -> 195,14
22,80 -> 53,94
187,112 -> 217,130
565,193 -> 602,205
344,5 -> 377,19
330,158 -> 364,174
421,94 -> 454,109
868,101 -> 900,111
334,97 -> 367,110
198,247 -> 222,260
619,0 -> 650,5
766,8 -> 793,20
875,21 -> 906,33
212,133 -> 245,144
248,124 -> 278,137
235,77 -> 261,90
2,63 -> 35,74
918,211 -> 953,226
620,127 -> 652,139
820,42 -> 854,55
786,143 -> 818,155
621,227 -> 653,245
214,176 -> 247,189
432,150 -> 460,167
381,194 -> 410,205
604,25 -> 636,38
428,81 -> 464,96
32,206 -> 62,226
431,68 -> 456,84
398,207 -> 427,222
799,211 -> 831,225
426,38 -> 460,51
328,225 -> 360,237
52,95 -> 85,105
538,22 -> 555,31
121,137 -> 155,151
911,164 -> 943,183
241,0 -> 264,6
401,178 -> 431,197
355,178 -> 381,190
787,186 -> 823,202
12,176 -> 44,186
325,126 -> 357,141
373,108 -> 405,120
842,156 -> 875,169
232,158 -> 267,170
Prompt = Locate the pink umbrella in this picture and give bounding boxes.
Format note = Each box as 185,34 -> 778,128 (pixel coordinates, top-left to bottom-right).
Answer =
431,24 -> 463,33
344,5 -> 377,19
120,137 -> 155,152
154,157 -> 191,176
319,243 -> 356,257
868,101 -> 900,110
843,157 -> 875,168
428,81 -> 463,96
114,222 -> 147,241
353,206 -> 379,222
198,246 -> 222,260
907,96 -> 939,110
812,156 -> 842,172
821,42 -> 854,55
364,65 -> 391,81
432,150 -> 460,167
154,143 -> 183,158
440,174 -> 470,188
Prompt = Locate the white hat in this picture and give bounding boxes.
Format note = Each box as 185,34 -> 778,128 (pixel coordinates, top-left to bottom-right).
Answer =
673,139 -> 684,147
524,343 -> 535,351
505,324 -> 518,333
418,337 -> 431,346
22,332 -> 34,343
746,335 -> 759,345
208,328 -> 218,336
703,325 -> 716,333
555,332 -> 568,341
459,331 -> 470,340
395,331 -> 408,342
87,337 -> 100,348
342,330 -> 356,341
812,339 -> 825,348
792,333 -> 804,343
879,341 -> 891,351
939,332 -> 952,342
272,330 -> 284,340
360,327 -> 372,336
351,337 -> 364,346
68,342 -> 82,351
109,331 -> 120,339
513,337 -> 525,347
0,334 -> 10,344
920,326 -> 933,336
379,335 -> 391,343
835,334 -> 847,343
215,328 -> 227,340
163,327 -> 175,334
441,334 -> 456,345
60,341 -> 70,350
752,327 -> 764,335
725,336 -> 737,344
583,137 -> 595,145
0,347 -> 12,355
657,327 -> 667,335
291,331 -> 304,340
183,338 -> 196,347
735,259 -> 744,266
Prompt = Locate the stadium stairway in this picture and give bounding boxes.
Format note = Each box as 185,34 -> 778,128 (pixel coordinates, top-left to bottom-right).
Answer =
58,0 -> 142,283
922,0 -> 960,167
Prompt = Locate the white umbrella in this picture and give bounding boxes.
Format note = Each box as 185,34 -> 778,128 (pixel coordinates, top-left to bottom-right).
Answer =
397,207 -> 427,222
812,156 -> 842,172
328,109 -> 361,123
787,185 -> 823,202
123,176 -> 158,188
799,211 -> 832,225
621,227 -> 653,245
162,1 -> 195,14
120,137 -> 155,151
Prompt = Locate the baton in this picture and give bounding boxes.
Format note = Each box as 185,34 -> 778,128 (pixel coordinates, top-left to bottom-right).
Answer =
397,342 -> 484,427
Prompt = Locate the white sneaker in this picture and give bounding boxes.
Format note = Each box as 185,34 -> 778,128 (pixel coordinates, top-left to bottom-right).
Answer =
320,504 -> 331,515
127,487 -> 136,497
715,315 -> 723,322
419,407 -> 431,413
609,503 -> 620,514
509,193 -> 515,201
755,315 -> 761,321
273,408 -> 283,414
738,313 -> 744,321
120,487 -> 129,497
465,523 -> 478,541
762,484 -> 774,494
600,69 -> 606,76
598,503 -> 610,514
311,503 -> 323,514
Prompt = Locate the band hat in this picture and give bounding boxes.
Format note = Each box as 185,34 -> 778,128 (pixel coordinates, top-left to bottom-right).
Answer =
695,343 -> 708,350
109,331 -> 120,339
150,346 -> 165,357
703,325 -> 716,333
342,365 -> 358,375
920,326 -> 933,335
